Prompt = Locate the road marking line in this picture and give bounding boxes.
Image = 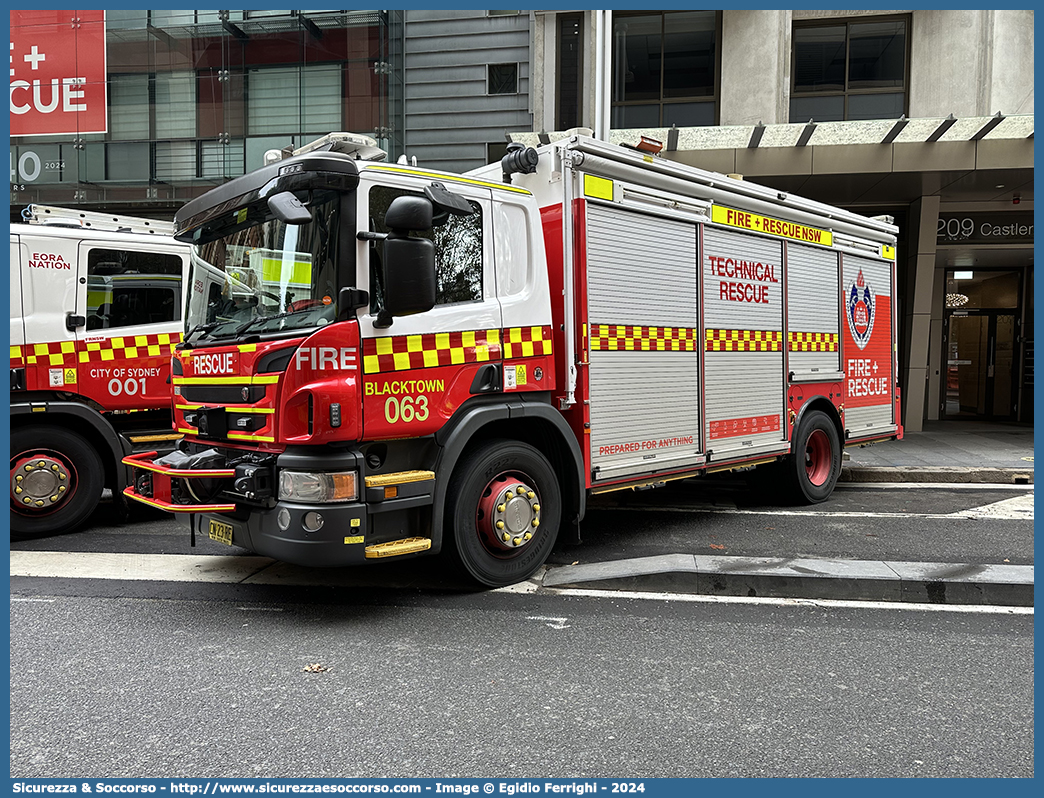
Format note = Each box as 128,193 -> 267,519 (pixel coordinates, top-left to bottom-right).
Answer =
527,615 -> 571,629
949,493 -> 1035,521
835,482 -> 1035,491
543,587 -> 1034,615
598,505 -> 1031,520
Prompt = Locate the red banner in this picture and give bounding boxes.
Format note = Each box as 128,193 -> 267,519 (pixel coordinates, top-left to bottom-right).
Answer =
10,10 -> 107,136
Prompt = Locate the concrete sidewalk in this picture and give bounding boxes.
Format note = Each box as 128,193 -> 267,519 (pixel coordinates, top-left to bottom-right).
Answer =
842,420 -> 1034,484
542,554 -> 1033,607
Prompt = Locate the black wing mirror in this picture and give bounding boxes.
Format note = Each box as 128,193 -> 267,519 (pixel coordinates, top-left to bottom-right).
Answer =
267,191 -> 312,224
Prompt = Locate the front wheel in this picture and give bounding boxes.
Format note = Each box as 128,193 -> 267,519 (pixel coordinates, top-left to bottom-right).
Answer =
444,439 -> 561,587
783,410 -> 841,504
11,425 -> 104,538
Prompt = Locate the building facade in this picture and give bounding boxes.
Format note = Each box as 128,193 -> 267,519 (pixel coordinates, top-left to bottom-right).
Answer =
10,9 -> 406,214
519,9 -> 1034,430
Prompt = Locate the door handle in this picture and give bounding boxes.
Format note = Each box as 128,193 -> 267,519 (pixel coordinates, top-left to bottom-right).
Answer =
65,313 -> 86,331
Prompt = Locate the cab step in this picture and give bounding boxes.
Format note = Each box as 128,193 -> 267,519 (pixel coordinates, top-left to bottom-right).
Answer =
364,537 -> 432,559
128,432 -> 183,444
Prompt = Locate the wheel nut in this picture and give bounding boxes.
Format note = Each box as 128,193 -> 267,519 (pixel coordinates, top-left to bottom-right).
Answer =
37,461 -> 45,467
51,464 -> 59,471
513,537 -> 522,546
15,475 -> 22,483
50,495 -> 58,502
532,519 -> 539,527
497,504 -> 505,513
59,486 -> 66,492
22,497 -> 31,504
496,520 -> 505,530
527,491 -> 535,499
532,504 -> 540,511
15,488 -> 22,495
502,533 -> 510,542
505,491 -> 514,499
524,533 -> 532,541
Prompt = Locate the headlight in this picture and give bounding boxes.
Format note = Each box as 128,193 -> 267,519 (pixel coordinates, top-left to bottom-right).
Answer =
278,470 -> 358,503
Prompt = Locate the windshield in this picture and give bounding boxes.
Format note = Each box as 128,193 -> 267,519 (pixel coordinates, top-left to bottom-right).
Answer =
184,196 -> 342,344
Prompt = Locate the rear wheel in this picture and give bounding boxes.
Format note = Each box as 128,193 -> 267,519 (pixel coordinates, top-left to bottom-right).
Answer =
444,438 -> 561,587
10,425 -> 104,538
783,410 -> 841,504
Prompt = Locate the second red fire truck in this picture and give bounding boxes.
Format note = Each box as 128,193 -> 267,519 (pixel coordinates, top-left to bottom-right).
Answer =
124,132 -> 901,586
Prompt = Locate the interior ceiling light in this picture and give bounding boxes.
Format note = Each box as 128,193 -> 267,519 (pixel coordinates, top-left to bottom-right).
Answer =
946,293 -> 969,308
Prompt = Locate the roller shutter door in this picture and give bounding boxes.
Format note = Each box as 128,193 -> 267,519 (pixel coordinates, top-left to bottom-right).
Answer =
786,242 -> 841,378
702,226 -> 786,459
585,202 -> 702,481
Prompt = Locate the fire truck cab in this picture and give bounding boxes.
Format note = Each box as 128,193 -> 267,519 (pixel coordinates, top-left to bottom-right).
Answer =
10,205 -> 190,536
123,133 -> 900,586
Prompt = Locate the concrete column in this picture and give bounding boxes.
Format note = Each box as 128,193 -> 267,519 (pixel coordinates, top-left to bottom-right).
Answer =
988,10 -> 1035,114
926,268 -> 946,420
530,12 -> 556,133
719,10 -> 791,125
901,196 -> 941,432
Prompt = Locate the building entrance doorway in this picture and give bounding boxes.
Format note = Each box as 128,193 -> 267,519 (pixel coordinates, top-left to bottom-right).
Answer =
944,311 -> 1017,420
942,269 -> 1021,421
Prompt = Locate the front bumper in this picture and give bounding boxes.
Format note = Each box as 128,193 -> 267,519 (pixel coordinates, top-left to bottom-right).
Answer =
122,447 -> 434,567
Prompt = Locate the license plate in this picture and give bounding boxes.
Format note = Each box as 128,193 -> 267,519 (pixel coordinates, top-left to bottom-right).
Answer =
208,519 -> 234,546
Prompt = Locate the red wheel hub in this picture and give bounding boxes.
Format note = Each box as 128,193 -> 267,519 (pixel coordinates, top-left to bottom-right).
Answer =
11,451 -> 76,514
475,472 -> 541,555
804,429 -> 832,487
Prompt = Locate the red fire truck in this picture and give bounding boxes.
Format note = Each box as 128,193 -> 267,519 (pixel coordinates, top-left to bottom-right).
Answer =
11,205 -> 190,536
123,132 -> 901,586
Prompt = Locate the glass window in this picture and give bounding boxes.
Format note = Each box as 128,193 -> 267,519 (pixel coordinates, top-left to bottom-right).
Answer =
488,63 -> 519,95
106,142 -> 149,181
86,248 -> 183,330
109,74 -> 150,140
611,11 -> 718,128
368,186 -> 483,308
155,141 -> 197,183
185,195 -> 343,339
154,71 -> 196,139
790,17 -> 908,122
248,65 -> 342,136
556,13 -> 583,131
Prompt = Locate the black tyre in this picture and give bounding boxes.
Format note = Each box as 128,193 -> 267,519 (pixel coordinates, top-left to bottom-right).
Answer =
783,410 -> 841,504
11,425 -> 104,538
444,438 -> 561,587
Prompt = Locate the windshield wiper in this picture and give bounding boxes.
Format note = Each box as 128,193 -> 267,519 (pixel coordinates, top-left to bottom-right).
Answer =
232,307 -> 315,336
185,322 -> 221,345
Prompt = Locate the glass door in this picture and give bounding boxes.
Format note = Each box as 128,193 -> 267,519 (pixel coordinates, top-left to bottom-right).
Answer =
944,311 -> 1016,420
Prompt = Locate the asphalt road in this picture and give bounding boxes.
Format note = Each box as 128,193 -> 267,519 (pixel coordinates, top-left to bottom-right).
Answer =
9,585 -> 1033,778
9,483 -> 1035,778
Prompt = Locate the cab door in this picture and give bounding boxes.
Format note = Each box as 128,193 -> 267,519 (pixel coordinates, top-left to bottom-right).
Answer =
75,240 -> 188,411
356,173 -> 501,440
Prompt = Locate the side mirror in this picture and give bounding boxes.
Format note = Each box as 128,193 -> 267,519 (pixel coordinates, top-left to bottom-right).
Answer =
267,191 -> 312,224
385,195 -> 432,231
383,236 -> 435,319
